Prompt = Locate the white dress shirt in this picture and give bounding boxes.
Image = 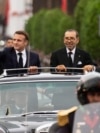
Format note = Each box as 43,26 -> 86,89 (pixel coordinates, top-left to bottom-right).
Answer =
66,48 -> 76,63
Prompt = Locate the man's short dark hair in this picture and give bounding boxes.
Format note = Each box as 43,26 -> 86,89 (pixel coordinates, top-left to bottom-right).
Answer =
14,30 -> 29,41
3,36 -> 12,41
65,29 -> 79,38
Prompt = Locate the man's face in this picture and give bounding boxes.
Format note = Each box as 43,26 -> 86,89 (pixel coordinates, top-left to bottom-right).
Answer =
13,34 -> 28,52
6,39 -> 13,47
87,92 -> 100,103
64,31 -> 79,50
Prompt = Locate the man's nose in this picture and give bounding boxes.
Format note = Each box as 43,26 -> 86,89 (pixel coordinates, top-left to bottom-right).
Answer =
67,39 -> 71,42
14,40 -> 18,43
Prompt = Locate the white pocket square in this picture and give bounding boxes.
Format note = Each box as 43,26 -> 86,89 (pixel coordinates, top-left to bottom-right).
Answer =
77,61 -> 82,65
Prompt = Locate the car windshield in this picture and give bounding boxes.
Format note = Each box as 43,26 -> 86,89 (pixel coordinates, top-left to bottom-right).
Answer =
0,81 -> 79,116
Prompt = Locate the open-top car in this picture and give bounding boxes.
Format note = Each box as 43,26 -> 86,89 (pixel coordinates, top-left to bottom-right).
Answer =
0,71 -> 82,133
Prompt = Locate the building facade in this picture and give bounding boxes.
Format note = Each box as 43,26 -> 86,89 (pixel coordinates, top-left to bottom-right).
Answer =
0,0 -> 78,38
33,0 -> 78,15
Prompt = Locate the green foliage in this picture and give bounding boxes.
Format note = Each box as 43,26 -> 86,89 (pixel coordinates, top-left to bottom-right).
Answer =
25,9 -> 46,48
25,9 -> 73,54
80,0 -> 100,60
74,0 -> 88,33
58,15 -> 74,46
74,0 -> 100,61
40,9 -> 64,53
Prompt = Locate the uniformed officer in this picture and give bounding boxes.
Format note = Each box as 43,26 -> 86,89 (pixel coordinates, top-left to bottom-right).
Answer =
49,72 -> 100,133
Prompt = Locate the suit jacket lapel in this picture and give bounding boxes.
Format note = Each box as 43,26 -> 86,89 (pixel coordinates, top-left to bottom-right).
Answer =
11,49 -> 18,67
62,48 -> 69,66
25,50 -> 30,67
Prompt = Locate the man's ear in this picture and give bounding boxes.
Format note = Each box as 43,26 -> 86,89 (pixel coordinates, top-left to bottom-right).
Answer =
25,40 -> 29,47
76,37 -> 79,44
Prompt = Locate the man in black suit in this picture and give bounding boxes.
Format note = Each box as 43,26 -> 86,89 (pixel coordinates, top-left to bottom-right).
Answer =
50,29 -> 93,73
0,30 -> 40,75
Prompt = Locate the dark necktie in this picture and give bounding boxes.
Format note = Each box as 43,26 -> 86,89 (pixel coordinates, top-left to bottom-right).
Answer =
68,51 -> 73,67
18,53 -> 23,68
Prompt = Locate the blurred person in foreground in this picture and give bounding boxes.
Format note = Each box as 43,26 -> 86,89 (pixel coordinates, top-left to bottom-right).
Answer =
0,30 -> 40,75
49,72 -> 100,133
50,29 -> 94,74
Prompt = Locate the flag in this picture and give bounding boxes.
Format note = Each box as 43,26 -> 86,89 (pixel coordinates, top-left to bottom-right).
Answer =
61,0 -> 67,13
5,0 -> 10,25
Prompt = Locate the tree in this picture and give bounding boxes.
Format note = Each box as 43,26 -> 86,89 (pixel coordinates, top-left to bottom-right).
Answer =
58,15 -> 74,46
74,0 -> 88,47
25,9 -> 46,49
25,9 -> 73,54
80,0 -> 100,61
41,9 -> 65,53
74,0 -> 88,33
74,0 -> 100,62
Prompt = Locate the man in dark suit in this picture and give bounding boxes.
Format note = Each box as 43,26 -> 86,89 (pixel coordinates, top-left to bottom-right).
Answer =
0,30 -> 40,75
50,29 -> 93,73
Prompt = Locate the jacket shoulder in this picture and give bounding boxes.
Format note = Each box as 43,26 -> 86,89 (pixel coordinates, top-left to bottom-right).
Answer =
52,47 -> 66,54
57,106 -> 78,126
76,48 -> 90,55
26,50 -> 39,58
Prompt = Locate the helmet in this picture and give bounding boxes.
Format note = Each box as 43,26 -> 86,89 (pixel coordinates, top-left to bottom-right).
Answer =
76,72 -> 100,105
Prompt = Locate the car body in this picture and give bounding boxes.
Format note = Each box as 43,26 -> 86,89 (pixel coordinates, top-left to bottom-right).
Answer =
0,72 -> 82,133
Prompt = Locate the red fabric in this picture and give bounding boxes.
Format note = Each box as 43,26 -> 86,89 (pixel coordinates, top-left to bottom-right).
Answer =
61,0 -> 67,13
5,0 -> 10,25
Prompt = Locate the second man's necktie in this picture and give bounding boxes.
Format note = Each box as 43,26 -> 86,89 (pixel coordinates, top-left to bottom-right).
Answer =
68,51 -> 73,67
